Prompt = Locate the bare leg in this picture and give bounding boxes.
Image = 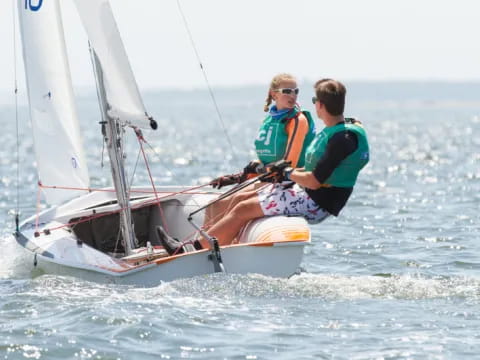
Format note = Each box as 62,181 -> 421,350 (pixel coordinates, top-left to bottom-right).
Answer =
204,196 -> 234,230
199,190 -> 259,249
203,196 -> 265,247
203,185 -> 265,229
224,182 -> 267,212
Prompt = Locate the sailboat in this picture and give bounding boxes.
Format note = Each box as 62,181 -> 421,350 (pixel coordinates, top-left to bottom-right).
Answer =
14,0 -> 311,286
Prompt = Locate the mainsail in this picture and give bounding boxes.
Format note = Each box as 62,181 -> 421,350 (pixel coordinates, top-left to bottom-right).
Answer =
74,0 -> 156,130
18,0 -> 90,205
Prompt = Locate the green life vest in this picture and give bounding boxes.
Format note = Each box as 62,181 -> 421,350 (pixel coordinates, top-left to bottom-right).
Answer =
304,122 -> 369,187
255,108 -> 315,167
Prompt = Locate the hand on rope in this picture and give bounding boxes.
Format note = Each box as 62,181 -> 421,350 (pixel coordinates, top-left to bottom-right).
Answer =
210,159 -> 292,189
210,173 -> 245,189
210,160 -> 267,189
243,160 -> 267,175
266,159 -> 294,182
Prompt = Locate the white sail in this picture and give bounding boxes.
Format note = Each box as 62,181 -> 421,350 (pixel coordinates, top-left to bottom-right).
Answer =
74,0 -> 155,130
18,0 -> 90,205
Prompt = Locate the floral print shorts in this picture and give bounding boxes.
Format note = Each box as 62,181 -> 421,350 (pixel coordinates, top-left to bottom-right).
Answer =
257,183 -> 330,224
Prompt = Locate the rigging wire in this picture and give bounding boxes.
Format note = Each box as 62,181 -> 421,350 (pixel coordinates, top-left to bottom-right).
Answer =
12,0 -> 20,232
176,0 -> 237,160
134,129 -> 170,233
128,147 -> 142,189
136,133 -> 207,212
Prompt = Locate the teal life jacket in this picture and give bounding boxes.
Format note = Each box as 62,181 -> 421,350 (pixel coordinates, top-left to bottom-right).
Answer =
304,121 -> 369,187
255,108 -> 315,167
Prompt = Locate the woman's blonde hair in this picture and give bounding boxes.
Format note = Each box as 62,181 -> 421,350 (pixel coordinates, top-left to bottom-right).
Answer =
263,73 -> 297,112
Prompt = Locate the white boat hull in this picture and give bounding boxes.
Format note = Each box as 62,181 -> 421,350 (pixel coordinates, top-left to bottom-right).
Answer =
16,186 -> 311,286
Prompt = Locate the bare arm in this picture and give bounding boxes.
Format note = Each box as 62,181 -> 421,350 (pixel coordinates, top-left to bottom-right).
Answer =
289,130 -> 358,190
283,113 -> 309,167
289,169 -> 323,190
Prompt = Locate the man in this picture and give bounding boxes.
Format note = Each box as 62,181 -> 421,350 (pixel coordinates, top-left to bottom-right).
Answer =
158,78 -> 369,254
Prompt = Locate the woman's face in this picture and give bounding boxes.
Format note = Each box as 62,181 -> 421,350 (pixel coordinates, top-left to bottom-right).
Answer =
271,80 -> 298,110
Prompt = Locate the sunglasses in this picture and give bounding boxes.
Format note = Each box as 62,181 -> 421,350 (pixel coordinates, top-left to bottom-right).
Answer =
312,96 -> 318,104
275,88 -> 299,95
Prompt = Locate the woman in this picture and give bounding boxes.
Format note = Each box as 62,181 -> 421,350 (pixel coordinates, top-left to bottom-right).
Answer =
205,73 -> 316,231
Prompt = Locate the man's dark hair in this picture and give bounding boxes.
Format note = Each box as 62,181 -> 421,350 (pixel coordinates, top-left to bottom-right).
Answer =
314,79 -> 346,116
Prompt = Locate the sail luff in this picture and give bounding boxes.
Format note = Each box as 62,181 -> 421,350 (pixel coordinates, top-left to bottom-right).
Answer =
18,0 -> 90,205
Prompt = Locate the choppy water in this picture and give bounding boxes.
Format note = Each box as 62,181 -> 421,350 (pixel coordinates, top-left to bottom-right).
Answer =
1,82 -> 480,359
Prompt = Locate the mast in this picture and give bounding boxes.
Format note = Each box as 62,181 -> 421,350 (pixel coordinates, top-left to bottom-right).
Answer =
89,46 -> 137,255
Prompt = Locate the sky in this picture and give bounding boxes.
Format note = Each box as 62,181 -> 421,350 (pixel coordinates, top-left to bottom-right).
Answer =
1,0 -> 480,96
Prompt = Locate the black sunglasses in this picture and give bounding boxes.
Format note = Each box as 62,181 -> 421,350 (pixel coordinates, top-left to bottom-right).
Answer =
275,88 -> 299,95
312,97 -> 318,104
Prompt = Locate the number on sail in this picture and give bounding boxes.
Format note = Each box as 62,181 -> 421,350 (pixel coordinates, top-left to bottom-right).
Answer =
25,0 -> 43,11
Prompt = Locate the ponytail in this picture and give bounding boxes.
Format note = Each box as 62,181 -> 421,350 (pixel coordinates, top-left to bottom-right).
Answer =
263,93 -> 273,112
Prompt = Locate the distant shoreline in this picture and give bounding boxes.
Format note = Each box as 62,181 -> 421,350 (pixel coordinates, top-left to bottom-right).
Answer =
2,81 -> 480,107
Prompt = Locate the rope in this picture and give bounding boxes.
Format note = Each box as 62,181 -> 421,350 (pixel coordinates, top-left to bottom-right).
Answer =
35,182 -> 42,234
35,182 -> 212,235
12,0 -> 20,231
133,129 -> 207,222
134,128 -> 170,234
37,183 -> 215,195
128,147 -> 142,189
176,0 -> 237,160
33,178 -> 264,247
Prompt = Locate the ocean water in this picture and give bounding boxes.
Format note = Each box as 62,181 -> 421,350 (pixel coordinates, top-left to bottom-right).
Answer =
1,82 -> 480,359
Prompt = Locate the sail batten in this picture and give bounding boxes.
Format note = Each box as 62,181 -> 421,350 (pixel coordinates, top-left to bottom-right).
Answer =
18,0 -> 90,205
74,0 -> 155,130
